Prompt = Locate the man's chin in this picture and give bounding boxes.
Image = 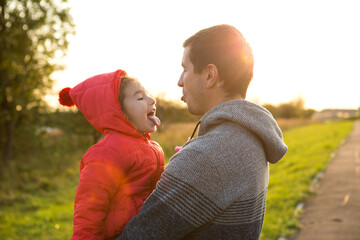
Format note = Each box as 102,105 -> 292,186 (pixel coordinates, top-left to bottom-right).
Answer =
187,105 -> 203,116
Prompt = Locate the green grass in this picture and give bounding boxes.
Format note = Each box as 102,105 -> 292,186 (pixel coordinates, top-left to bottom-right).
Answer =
0,133 -> 91,240
0,120 -> 355,240
0,151 -> 81,240
260,120 -> 354,240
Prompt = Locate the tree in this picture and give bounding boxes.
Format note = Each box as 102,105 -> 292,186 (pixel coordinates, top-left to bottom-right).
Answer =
262,97 -> 315,119
155,97 -> 200,128
45,108 -> 102,144
0,0 -> 75,167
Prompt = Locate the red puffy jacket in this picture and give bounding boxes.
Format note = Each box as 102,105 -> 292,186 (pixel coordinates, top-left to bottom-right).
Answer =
68,70 -> 165,240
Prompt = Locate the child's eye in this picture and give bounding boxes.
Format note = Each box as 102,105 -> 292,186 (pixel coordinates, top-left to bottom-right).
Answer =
137,97 -> 144,100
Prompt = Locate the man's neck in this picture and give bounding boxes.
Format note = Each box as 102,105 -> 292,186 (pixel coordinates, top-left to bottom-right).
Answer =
203,93 -> 244,114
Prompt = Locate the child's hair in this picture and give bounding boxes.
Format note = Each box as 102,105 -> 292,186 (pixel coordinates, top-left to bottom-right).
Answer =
119,76 -> 138,115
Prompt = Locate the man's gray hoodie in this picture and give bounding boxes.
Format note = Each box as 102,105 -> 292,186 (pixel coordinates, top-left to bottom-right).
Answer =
118,100 -> 288,240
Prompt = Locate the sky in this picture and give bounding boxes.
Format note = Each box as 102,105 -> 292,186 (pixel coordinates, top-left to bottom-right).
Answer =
47,0 -> 360,111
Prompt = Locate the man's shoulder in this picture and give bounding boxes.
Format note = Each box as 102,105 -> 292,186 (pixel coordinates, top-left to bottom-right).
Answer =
193,123 -> 264,155
167,143 -> 219,178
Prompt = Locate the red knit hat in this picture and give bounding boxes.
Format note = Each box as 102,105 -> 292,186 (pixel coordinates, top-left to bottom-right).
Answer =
58,87 -> 75,107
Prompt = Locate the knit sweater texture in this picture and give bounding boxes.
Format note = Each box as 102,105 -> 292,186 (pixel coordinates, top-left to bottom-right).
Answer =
117,99 -> 288,240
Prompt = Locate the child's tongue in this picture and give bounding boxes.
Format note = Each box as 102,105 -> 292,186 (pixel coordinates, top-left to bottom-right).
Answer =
148,115 -> 161,127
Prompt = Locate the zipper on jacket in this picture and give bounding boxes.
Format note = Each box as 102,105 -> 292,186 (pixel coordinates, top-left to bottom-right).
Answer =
145,137 -> 162,180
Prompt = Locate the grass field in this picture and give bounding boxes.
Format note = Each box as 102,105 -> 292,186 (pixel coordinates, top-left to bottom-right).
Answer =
260,120 -> 354,239
0,119 -> 355,240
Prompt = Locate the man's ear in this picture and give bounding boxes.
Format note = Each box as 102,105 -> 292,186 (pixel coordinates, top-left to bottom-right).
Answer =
204,64 -> 219,88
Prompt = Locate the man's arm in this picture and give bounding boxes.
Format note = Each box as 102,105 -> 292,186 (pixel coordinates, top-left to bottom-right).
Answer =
117,149 -> 223,240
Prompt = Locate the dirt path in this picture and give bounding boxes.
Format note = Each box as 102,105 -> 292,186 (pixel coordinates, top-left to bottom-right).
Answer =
291,121 -> 360,240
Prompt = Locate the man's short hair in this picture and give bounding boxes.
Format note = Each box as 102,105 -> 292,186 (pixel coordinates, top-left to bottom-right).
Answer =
183,24 -> 254,98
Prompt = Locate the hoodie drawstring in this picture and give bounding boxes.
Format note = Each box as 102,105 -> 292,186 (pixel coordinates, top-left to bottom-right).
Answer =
189,120 -> 201,140
174,120 -> 201,152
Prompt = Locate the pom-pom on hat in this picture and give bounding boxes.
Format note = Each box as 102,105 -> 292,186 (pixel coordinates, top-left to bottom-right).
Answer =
58,87 -> 75,107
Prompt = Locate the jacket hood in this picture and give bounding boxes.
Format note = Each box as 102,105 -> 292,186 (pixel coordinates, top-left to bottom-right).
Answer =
199,99 -> 287,164
68,69 -> 145,139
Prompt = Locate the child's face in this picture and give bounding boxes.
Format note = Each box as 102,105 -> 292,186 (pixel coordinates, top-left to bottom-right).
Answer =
122,81 -> 160,134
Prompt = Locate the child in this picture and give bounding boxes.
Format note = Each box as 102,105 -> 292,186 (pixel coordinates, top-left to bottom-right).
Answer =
58,69 -> 165,240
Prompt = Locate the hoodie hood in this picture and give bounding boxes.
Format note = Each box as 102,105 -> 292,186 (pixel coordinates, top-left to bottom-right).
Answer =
68,69 -> 144,139
199,99 -> 287,164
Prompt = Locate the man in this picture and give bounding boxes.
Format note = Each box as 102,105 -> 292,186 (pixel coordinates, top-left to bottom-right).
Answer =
117,24 -> 287,240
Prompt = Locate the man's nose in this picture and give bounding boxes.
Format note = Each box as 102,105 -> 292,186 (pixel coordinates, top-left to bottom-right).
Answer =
178,75 -> 184,87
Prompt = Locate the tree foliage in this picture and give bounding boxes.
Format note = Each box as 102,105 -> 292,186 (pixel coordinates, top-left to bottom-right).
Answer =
0,0 -> 75,167
262,97 -> 316,119
155,98 -> 200,129
45,108 -> 103,144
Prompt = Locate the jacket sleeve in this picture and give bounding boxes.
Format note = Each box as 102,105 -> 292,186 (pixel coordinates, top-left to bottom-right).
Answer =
117,149 -> 224,240
72,159 -> 127,240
